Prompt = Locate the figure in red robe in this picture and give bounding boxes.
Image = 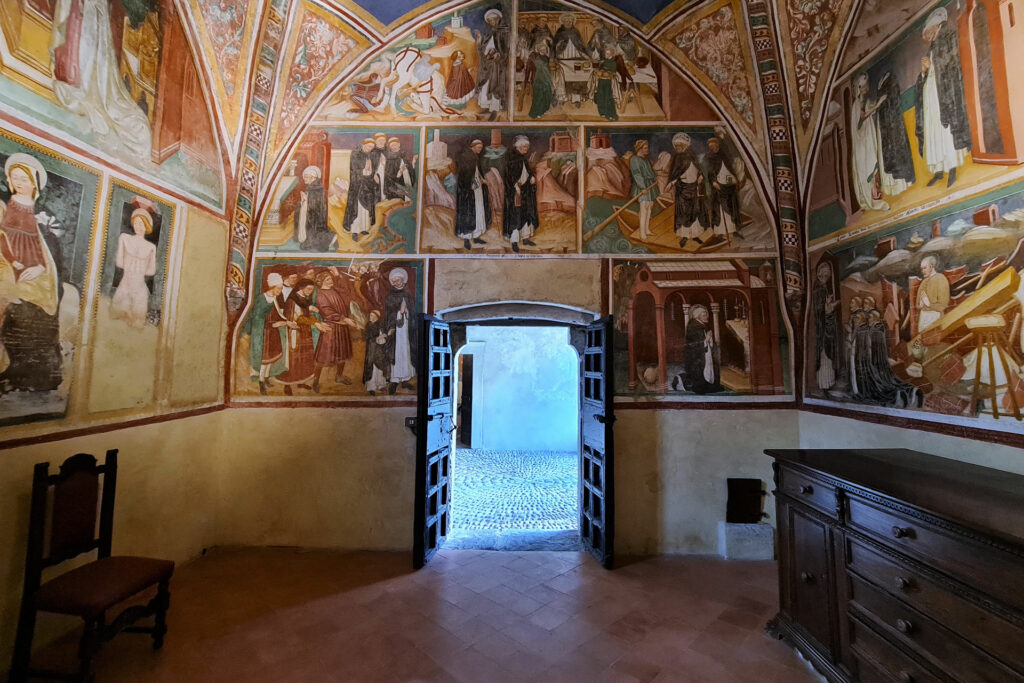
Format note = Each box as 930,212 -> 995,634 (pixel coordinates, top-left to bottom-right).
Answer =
312,270 -> 356,392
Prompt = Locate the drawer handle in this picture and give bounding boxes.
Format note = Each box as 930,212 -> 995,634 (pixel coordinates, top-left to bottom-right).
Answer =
895,618 -> 914,634
891,526 -> 913,539
894,576 -> 913,591
898,673 -> 914,683
800,571 -> 815,584
799,484 -> 813,495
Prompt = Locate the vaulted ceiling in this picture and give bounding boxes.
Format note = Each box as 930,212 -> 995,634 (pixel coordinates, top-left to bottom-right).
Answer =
173,0 -> 924,314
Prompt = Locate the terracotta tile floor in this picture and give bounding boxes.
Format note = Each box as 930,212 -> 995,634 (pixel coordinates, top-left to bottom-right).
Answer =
33,547 -> 822,682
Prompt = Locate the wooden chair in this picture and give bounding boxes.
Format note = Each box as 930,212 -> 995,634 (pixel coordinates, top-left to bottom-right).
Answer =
9,450 -> 174,683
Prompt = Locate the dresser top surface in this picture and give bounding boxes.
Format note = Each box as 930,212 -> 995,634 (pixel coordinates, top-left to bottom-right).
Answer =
766,448 -> 1024,545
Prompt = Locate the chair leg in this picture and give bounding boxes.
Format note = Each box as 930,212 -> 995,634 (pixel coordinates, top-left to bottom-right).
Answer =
77,619 -> 100,683
153,579 -> 170,650
9,601 -> 36,683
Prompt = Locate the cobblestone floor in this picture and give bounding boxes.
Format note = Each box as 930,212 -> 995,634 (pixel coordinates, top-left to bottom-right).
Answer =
451,449 -> 578,532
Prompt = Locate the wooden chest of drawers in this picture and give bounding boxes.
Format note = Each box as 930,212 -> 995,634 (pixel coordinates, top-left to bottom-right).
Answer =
766,449 -> 1024,682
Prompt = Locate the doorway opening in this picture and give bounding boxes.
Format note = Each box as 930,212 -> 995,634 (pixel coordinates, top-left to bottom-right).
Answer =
447,324 -> 581,551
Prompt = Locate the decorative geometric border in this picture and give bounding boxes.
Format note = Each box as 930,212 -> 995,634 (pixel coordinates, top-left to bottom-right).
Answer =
225,0 -> 291,315
745,0 -> 804,321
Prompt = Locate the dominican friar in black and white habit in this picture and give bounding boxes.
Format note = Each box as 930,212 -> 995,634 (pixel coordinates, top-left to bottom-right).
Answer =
812,262 -> 841,392
503,136 -> 538,253
705,138 -> 742,241
915,6 -> 971,188
455,139 -> 491,251
674,304 -> 723,395
667,132 -> 706,249
297,165 -> 331,251
379,137 -> 416,202
474,8 -> 509,119
343,138 -> 379,242
849,308 -> 920,407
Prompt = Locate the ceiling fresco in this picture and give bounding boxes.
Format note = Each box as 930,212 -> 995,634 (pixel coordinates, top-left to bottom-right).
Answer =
340,0 -> 690,28
186,0 -> 267,164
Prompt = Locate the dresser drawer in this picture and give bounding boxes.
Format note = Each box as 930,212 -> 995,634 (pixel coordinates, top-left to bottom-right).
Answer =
849,615 -> 942,683
846,494 -> 1024,612
848,574 -> 1021,682
778,465 -> 838,519
847,537 -> 1024,673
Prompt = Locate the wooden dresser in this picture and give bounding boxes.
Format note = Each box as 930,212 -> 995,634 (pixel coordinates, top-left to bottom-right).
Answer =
765,448 -> 1024,682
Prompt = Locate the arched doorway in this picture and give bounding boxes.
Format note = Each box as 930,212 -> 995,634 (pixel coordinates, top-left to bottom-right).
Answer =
413,303 -> 615,568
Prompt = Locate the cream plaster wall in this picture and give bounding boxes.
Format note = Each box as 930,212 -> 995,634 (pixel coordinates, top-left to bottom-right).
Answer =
798,411 -> 1024,476
615,409 -> 799,555
168,208 -> 228,406
432,258 -> 603,313
211,408 -> 416,551
0,411 -> 223,668
87,306 -> 161,413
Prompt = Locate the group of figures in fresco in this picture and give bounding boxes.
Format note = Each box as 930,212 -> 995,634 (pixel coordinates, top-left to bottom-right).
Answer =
259,130 -> 418,255
847,5 -> 970,216
584,128 -> 772,255
809,187 -> 1024,421
516,9 -> 647,122
259,123 -> 776,258
420,128 -> 578,253
327,3 -> 511,121
815,0 -> 1024,238
242,261 -> 420,397
807,0 -> 1024,426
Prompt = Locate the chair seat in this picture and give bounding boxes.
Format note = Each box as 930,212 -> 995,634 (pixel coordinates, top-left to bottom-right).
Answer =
35,556 -> 175,619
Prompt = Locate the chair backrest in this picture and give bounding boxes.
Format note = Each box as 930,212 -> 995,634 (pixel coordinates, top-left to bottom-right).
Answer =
23,450 -> 118,593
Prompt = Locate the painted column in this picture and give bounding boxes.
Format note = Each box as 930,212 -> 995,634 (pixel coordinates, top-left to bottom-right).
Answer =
655,303 -> 668,392
628,300 -> 637,390
711,303 -> 722,343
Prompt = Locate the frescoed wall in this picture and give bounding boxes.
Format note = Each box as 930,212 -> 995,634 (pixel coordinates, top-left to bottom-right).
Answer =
0,0 -> 226,207
232,0 -> 794,407
804,0 -> 1024,436
613,258 -> 789,400
421,126 -> 579,254
515,1 -> 719,123
258,128 -> 420,255
233,258 -> 425,399
0,130 -> 98,426
319,0 -> 513,123
583,127 -> 773,254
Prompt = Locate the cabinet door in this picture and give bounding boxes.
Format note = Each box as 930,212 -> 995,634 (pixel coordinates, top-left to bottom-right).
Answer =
786,502 -> 835,652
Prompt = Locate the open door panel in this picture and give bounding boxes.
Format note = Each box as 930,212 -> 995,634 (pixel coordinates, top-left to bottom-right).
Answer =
413,316 -> 454,569
580,316 -> 615,569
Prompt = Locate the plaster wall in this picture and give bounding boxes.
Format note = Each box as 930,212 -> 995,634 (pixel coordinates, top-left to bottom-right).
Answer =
615,409 -> 799,555
209,407 -> 797,557
0,411 -> 223,668
168,208 -> 229,406
798,411 -> 1024,476
211,408 -> 417,551
432,258 -> 603,314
